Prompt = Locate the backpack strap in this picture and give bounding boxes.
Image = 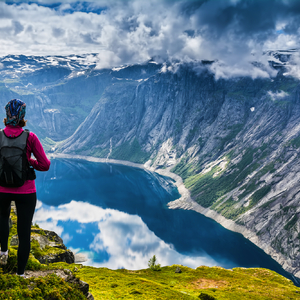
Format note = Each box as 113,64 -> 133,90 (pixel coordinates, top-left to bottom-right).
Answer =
0,130 -> 4,148
24,129 -> 30,150
23,129 -> 36,180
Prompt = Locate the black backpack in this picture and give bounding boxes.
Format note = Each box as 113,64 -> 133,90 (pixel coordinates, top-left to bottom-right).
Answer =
0,129 -> 36,187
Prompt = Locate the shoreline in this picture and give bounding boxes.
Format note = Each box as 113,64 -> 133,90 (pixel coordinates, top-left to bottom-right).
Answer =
48,153 -> 296,279
48,153 -> 202,210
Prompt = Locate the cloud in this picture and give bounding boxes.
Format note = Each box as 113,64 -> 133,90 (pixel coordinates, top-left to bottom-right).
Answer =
52,27 -> 65,38
282,52 -> 300,79
62,232 -> 73,244
268,90 -> 289,101
1,0 -> 300,78
12,20 -> 24,34
208,59 -> 277,80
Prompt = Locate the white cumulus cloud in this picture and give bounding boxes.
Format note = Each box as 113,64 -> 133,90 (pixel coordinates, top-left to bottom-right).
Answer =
267,90 -> 289,101
1,0 -> 300,78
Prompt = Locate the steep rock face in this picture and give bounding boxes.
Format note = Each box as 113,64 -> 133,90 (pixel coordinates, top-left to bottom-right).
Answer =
59,66 -> 278,165
58,63 -> 300,277
59,68 -> 231,157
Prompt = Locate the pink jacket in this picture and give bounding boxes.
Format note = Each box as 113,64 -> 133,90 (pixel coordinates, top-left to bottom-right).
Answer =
0,125 -> 50,194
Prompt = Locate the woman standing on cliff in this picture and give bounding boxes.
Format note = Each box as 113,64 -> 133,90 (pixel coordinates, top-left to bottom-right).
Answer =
0,99 -> 50,277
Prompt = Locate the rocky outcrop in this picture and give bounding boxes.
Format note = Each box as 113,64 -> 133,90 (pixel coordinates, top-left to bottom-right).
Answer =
37,249 -> 75,264
30,229 -> 67,249
11,229 -> 75,264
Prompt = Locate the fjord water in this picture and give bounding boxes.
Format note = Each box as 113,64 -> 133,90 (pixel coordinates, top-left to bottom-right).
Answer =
34,159 -> 296,282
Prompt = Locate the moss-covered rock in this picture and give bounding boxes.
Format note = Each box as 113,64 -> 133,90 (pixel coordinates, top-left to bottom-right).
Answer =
10,230 -> 74,265
0,272 -> 88,300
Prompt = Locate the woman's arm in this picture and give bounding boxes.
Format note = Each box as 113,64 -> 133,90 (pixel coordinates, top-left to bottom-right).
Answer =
27,132 -> 51,171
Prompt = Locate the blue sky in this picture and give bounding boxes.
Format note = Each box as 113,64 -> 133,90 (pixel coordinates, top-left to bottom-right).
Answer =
0,0 -> 300,77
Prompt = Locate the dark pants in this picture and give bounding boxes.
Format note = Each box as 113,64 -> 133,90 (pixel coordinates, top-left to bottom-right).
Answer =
0,192 -> 36,275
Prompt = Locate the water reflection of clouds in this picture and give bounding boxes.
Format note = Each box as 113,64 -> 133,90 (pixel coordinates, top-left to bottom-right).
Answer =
33,200 -> 218,270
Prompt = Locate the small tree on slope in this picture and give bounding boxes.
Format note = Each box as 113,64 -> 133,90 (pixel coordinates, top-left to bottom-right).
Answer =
148,255 -> 161,271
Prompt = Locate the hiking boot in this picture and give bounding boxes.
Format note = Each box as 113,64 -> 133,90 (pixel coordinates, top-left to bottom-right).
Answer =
0,253 -> 8,265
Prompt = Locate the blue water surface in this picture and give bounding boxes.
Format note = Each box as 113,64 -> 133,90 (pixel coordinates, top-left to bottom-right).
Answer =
33,158 -> 298,284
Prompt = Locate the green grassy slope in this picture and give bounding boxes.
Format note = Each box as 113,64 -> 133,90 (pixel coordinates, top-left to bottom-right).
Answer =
1,203 -> 300,300
76,265 -> 300,300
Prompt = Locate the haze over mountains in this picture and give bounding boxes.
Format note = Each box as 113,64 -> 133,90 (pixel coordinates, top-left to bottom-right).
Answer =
1,50 -> 300,278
